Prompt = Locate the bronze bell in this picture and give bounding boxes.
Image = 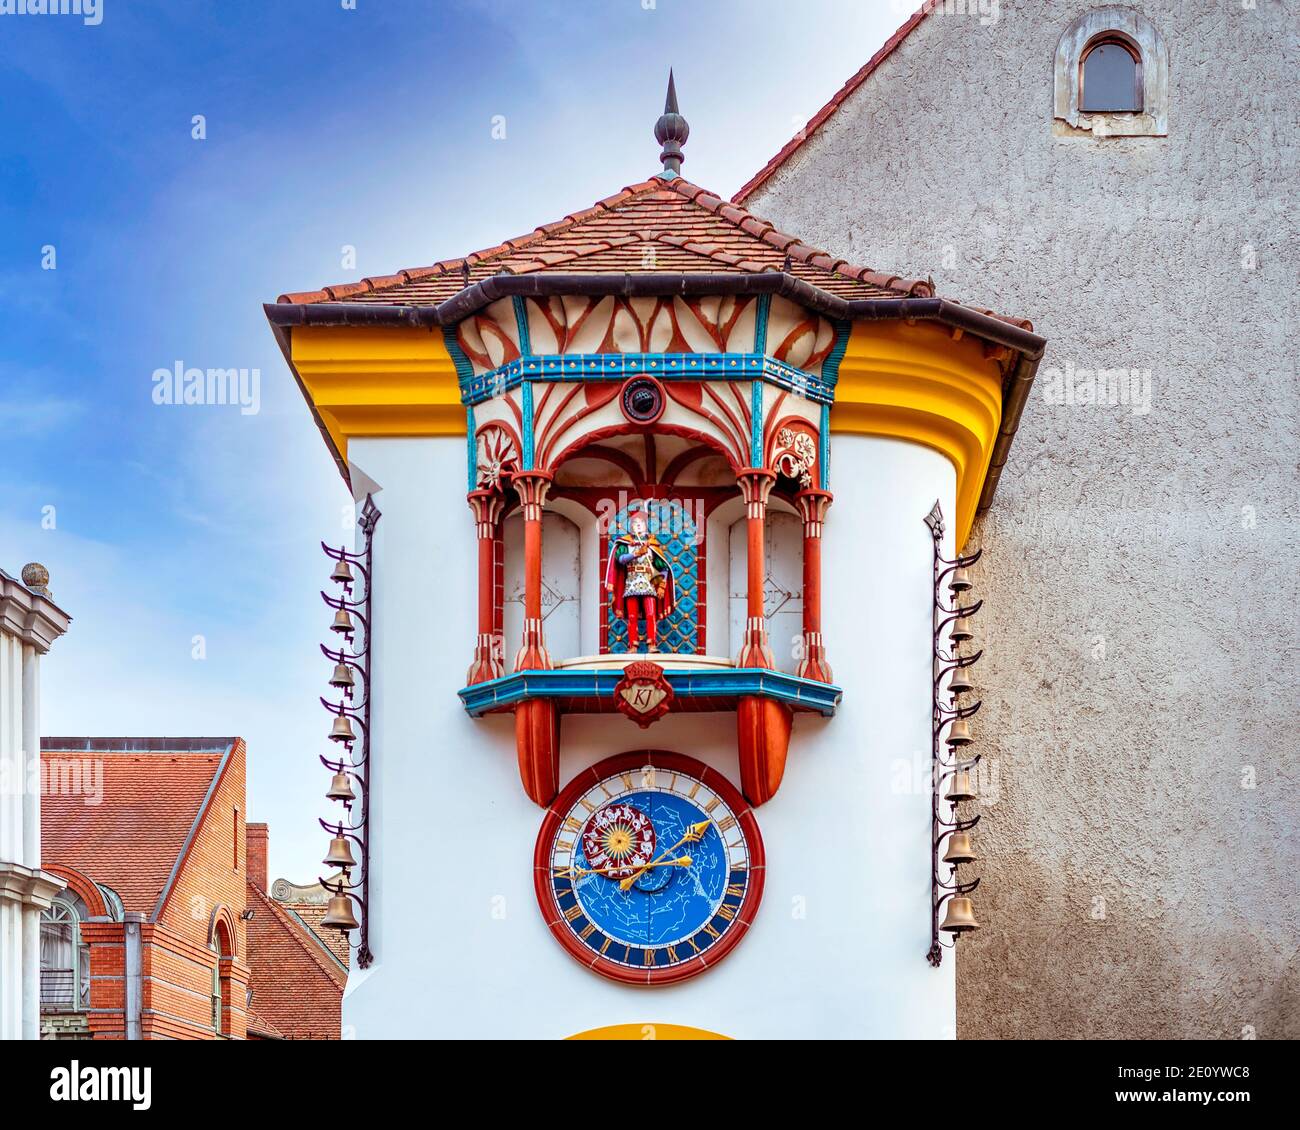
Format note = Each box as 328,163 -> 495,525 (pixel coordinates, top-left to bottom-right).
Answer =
946,768 -> 977,804
330,610 -> 355,635
329,715 -> 356,743
323,834 -> 357,870
330,560 -> 354,585
321,894 -> 359,932
942,831 -> 977,864
948,667 -> 974,696
326,771 -> 356,804
940,896 -> 979,934
948,567 -> 972,593
945,719 -> 973,746
329,662 -> 355,690
949,616 -> 973,643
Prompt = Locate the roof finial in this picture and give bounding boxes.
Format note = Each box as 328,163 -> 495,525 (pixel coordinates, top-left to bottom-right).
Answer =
654,68 -> 689,178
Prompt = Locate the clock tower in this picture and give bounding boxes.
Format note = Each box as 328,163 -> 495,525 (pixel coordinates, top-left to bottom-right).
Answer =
267,76 -> 1044,1038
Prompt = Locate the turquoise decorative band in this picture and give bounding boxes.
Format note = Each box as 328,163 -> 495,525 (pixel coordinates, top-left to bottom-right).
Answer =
458,666 -> 843,718
460,352 -> 835,406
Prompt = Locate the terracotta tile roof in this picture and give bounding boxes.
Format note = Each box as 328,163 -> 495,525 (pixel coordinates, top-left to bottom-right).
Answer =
246,1008 -> 286,1040
41,742 -> 233,916
246,881 -> 345,1040
277,175 -> 935,308
732,5 -> 931,204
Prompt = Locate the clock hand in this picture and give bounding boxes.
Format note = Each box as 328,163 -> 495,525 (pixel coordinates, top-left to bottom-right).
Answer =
555,855 -> 693,880
618,821 -> 711,891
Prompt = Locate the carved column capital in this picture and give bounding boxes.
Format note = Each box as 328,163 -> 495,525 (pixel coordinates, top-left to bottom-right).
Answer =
735,467 -> 777,514
795,488 -> 833,538
467,488 -> 506,537
510,470 -> 553,521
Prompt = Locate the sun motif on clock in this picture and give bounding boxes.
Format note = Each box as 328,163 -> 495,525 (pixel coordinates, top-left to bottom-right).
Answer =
534,751 -> 765,985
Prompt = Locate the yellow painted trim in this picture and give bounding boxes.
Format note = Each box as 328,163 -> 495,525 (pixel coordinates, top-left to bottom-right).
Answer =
832,321 -> 1003,547
567,1023 -> 731,1040
289,326 -> 465,464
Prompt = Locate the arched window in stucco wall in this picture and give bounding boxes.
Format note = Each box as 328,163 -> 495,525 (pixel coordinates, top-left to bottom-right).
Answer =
1055,8 -> 1168,137
1081,35 -> 1141,112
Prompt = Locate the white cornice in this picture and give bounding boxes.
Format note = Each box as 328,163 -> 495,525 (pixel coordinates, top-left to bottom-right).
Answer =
0,862 -> 68,909
0,568 -> 71,653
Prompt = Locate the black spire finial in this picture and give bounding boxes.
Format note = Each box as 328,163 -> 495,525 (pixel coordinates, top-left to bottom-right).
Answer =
654,68 -> 689,178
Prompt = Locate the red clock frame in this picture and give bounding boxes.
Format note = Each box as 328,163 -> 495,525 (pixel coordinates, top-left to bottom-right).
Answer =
533,750 -> 766,986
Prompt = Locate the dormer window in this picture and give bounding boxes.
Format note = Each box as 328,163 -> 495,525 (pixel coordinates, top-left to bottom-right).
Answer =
1080,35 -> 1141,113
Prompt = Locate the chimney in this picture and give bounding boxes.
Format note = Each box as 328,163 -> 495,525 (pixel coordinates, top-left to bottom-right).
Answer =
246,823 -> 269,890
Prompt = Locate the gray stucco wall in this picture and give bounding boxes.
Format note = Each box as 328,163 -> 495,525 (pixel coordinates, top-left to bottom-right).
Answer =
746,0 -> 1297,1039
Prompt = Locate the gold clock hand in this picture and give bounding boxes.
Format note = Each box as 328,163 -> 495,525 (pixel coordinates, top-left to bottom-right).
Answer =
555,855 -> 693,880
618,821 -> 712,891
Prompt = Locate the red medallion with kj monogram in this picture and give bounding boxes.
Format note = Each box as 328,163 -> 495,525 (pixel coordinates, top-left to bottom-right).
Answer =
535,751 -> 765,985
613,660 -> 675,728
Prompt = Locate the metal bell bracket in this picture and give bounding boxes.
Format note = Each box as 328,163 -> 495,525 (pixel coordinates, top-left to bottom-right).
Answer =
320,493 -> 379,970
937,755 -> 982,790
319,753 -> 368,784
923,501 -> 984,968
319,818 -> 367,845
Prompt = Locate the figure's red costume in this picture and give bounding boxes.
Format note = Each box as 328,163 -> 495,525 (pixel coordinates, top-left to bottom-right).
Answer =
605,529 -> 675,650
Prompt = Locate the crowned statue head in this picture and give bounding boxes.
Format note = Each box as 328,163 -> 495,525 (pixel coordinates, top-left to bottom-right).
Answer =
628,506 -> 650,539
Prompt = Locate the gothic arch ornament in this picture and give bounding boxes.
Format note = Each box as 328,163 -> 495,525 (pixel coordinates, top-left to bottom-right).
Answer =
208,904 -> 239,957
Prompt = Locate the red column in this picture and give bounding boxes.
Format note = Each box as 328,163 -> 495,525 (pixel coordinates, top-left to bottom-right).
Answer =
795,488 -> 833,683
510,470 -> 554,671
735,468 -> 776,669
466,489 -> 505,684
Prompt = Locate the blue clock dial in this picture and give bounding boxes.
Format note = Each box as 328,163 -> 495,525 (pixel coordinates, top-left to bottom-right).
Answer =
539,755 -> 763,985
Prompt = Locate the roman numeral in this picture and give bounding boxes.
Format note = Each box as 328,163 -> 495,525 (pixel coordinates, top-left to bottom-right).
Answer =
563,816 -> 582,832
725,884 -> 744,899
580,923 -> 597,940
563,904 -> 582,921
717,903 -> 737,921
715,814 -> 735,832
703,797 -> 720,814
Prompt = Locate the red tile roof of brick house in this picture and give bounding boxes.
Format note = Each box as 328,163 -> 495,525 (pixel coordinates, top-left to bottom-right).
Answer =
732,5 -> 932,204
245,881 -> 346,1040
40,738 -> 344,1040
41,738 -> 238,917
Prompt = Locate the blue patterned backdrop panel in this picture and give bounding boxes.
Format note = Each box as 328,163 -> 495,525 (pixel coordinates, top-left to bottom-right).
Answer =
606,500 -> 699,655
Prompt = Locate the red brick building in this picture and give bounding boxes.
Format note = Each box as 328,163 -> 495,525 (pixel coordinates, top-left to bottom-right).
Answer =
39,737 -> 343,1040
244,825 -> 347,1040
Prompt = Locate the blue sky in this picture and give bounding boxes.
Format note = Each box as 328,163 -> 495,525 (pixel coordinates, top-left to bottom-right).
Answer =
0,0 -> 902,882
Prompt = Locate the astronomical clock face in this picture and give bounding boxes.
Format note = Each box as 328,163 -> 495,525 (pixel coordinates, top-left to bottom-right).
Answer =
534,752 -> 764,985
